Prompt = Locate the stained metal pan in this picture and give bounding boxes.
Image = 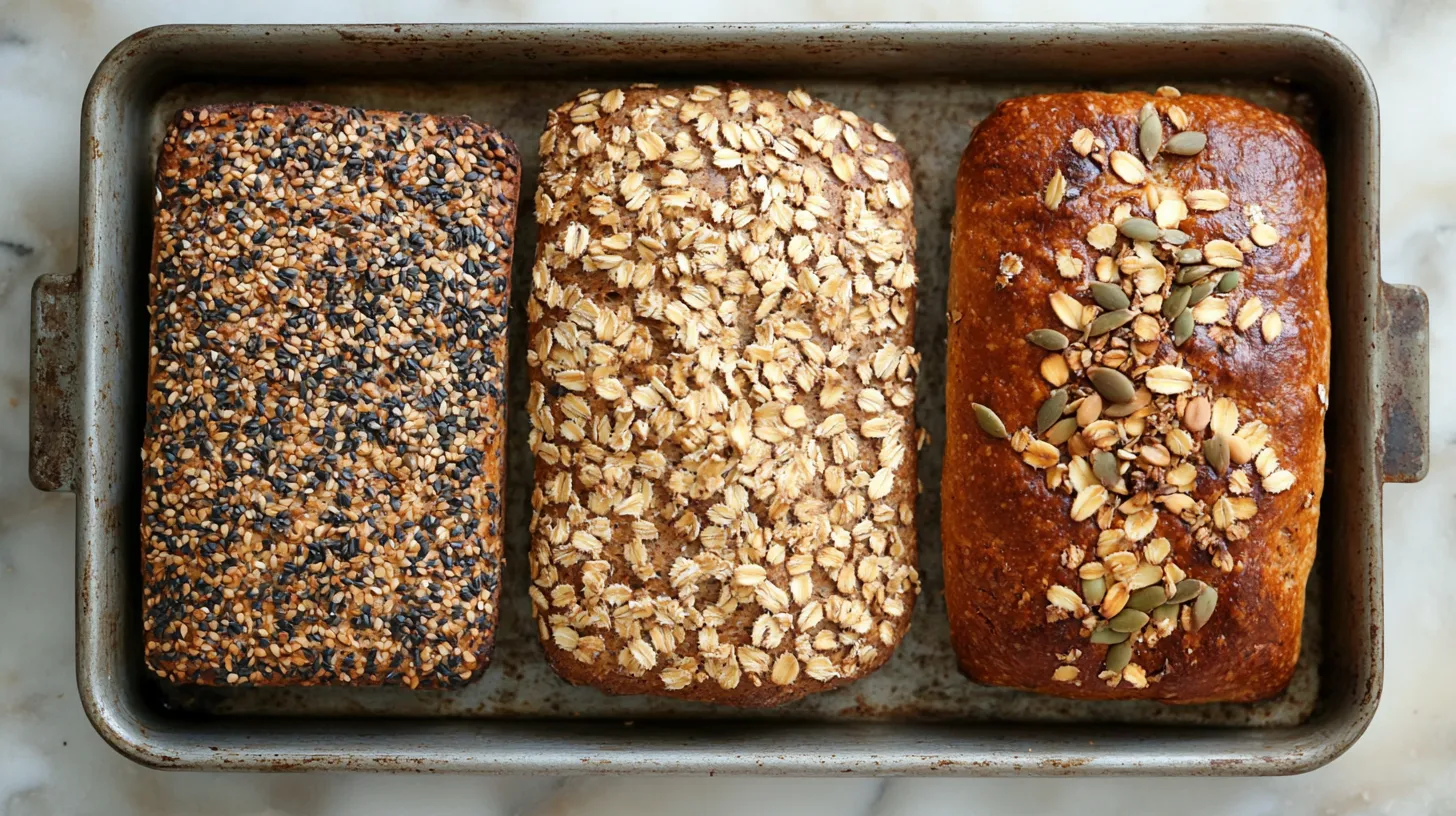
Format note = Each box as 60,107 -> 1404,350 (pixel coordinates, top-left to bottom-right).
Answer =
29,22 -> 1428,775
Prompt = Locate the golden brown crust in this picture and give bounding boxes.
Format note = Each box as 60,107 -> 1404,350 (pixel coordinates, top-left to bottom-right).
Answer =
944,91 -> 1328,702
142,102 -> 520,688
526,86 -> 919,706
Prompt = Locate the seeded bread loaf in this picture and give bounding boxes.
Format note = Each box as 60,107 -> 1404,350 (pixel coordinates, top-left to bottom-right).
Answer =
943,90 -> 1328,702
526,85 -> 920,706
142,103 -> 519,688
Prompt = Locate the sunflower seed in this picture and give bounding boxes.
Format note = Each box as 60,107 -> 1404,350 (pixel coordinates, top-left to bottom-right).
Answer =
1250,222 -> 1280,247
1177,264 -> 1216,284
1090,625 -> 1128,645
1083,576 -> 1108,606
1188,280 -> 1215,306
1088,367 -> 1136,403
1090,282 -> 1130,310
1047,416 -> 1079,444
1037,389 -> 1070,434
1088,308 -> 1136,336
1175,248 -> 1203,264
1128,585 -> 1170,612
1045,169 -> 1067,210
1027,328 -> 1070,350
972,403 -> 1009,439
1169,579 -> 1205,605
1105,641 -> 1133,672
1076,393 -> 1103,426
1162,285 -> 1192,318
1139,112 -> 1163,160
1164,131 -> 1207,156
1118,217 -> 1161,241
1145,365 -> 1193,395
1092,450 -> 1119,487
1204,434 -> 1230,476
1190,584 -> 1218,631
1216,270 -> 1241,293
1109,608 -> 1151,633
1151,604 -> 1180,623
1173,308 -> 1194,345
1109,150 -> 1147,184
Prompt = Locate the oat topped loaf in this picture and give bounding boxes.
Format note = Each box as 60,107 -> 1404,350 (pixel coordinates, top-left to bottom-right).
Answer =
527,85 -> 920,705
943,88 -> 1328,702
142,103 -> 519,688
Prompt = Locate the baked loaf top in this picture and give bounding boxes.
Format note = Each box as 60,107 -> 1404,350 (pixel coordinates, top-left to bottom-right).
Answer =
142,103 -> 519,688
526,85 -> 920,705
943,90 -> 1328,701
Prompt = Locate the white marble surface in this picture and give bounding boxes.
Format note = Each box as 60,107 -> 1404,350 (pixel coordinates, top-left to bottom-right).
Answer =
2,0 -> 1453,813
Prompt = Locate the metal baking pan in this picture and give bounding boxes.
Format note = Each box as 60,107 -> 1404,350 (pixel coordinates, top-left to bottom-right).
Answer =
30,22 -> 1429,775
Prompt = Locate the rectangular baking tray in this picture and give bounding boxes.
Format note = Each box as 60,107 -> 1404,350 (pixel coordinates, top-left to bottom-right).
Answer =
29,22 -> 1430,775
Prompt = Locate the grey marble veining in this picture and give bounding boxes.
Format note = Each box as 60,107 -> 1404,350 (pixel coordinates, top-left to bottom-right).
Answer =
1,1 -> 1452,814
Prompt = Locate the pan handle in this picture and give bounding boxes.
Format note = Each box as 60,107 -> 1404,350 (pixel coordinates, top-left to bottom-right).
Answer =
30,270 -> 81,493
1378,282 -> 1430,483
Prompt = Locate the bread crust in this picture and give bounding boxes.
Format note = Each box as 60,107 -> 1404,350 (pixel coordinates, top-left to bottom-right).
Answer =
944,92 -> 1328,702
142,102 -> 519,688
526,86 -> 920,706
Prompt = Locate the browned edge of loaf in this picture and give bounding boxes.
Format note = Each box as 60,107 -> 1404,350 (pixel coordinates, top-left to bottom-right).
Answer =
526,85 -> 921,706
943,91 -> 1328,702
141,101 -> 520,688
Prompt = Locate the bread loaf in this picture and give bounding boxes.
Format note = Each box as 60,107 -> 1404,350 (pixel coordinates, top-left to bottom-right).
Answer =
142,103 -> 519,687
526,85 -> 920,705
943,90 -> 1328,701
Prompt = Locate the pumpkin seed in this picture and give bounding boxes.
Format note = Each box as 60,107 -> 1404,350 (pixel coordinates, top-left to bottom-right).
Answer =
1101,388 -> 1150,418
1082,576 -> 1108,606
1150,604 -> 1180,623
1161,285 -> 1192,318
1090,625 -> 1128,645
1204,434 -> 1230,476
1037,389 -> 1070,434
1088,308 -> 1136,336
1216,270 -> 1241,293
1047,416 -> 1079,444
1092,450 -> 1119,487
972,403 -> 1009,439
1090,282 -> 1130,310
1138,101 -> 1158,127
1177,264 -> 1216,284
1109,608 -> 1151,633
1128,585 -> 1170,612
1164,130 -> 1207,155
1118,217 -> 1161,242
1168,578 -> 1205,605
1088,367 -> 1136,403
1190,584 -> 1218,631
1139,112 -> 1162,160
1173,308 -> 1194,345
1026,328 -> 1069,351
1105,641 -> 1133,672
1175,248 -> 1203,265
1188,280 -> 1215,306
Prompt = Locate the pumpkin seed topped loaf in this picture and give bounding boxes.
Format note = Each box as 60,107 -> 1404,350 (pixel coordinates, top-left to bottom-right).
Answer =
142,102 -> 519,688
944,88 -> 1328,702
526,85 -> 921,706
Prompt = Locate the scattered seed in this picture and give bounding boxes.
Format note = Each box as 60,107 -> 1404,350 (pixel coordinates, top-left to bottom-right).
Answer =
1163,131 -> 1207,156
1088,367 -> 1136,404
1041,353 -> 1070,386
1204,434 -> 1230,476
1044,169 -> 1067,210
1105,641 -> 1133,672
1167,104 -> 1190,130
1236,296 -> 1265,331
1145,365 -> 1193,395
1204,239 -> 1244,268
1076,392 -> 1103,426
1088,308 -> 1136,336
1109,608 -> 1150,633
1101,388 -> 1151,419
1118,217 -> 1161,241
1027,328 -> 1069,351
1083,576 -> 1108,606
1049,291 -> 1085,330
1262,311 -> 1284,342
1138,102 -> 1158,126
1155,85 -> 1181,98
1071,128 -> 1096,156
1090,282 -> 1130,310
1037,389 -> 1070,434
1186,188 -> 1230,211
1188,280 -> 1215,306
1250,222 -> 1280,247
1151,604 -> 1180,623
1175,248 -> 1203,265
1109,150 -> 1147,184
1173,308 -> 1194,345
1090,625 -> 1128,645
1092,450 -> 1119,487
1161,285 -> 1192,319
1163,229 -> 1191,246
1190,584 -> 1218,631
1169,579 -> 1205,605
1216,270 -> 1241,293
1139,112 -> 1162,161
972,403 -> 1009,439
1046,416 -> 1079,444
1184,396 -> 1212,433
1128,585 -> 1170,612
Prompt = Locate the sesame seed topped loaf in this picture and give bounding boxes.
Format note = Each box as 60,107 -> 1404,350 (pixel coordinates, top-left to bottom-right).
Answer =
142,103 -> 520,688
526,85 -> 921,706
944,89 -> 1328,702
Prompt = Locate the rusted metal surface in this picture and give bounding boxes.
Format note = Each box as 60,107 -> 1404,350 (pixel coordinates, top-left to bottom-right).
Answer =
29,271 -> 80,492
40,22 -> 1427,775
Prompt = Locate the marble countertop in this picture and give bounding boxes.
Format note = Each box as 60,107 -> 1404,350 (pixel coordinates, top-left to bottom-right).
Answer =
2,0 -> 1451,813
